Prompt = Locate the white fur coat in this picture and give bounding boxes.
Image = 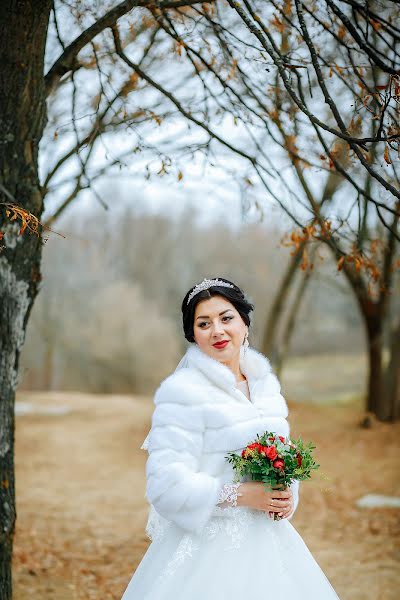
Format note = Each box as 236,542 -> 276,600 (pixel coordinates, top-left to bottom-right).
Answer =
142,343 -> 300,536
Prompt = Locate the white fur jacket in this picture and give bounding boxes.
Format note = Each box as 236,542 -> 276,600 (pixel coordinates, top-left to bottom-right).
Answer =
141,343 -> 300,537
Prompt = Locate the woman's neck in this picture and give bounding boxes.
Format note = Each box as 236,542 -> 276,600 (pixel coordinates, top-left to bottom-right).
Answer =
221,356 -> 246,383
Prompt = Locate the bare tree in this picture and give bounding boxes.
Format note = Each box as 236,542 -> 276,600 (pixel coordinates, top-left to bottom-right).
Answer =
236,2 -> 400,419
0,2 -> 218,596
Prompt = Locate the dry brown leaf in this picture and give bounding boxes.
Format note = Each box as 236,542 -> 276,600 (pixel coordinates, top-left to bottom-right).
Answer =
383,145 -> 392,165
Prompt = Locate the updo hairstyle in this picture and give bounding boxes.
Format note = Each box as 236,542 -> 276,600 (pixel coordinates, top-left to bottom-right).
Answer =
181,277 -> 254,343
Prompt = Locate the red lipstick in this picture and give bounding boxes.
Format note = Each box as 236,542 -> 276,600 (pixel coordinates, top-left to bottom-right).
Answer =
213,340 -> 229,349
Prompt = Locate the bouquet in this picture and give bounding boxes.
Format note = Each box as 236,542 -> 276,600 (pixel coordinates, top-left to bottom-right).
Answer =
225,431 -> 320,520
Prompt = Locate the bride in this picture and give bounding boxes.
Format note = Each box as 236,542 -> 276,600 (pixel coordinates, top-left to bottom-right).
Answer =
121,277 -> 341,599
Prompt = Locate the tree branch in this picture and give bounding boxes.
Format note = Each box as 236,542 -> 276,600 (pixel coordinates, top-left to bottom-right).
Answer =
45,0 -> 215,95
111,23 -> 262,166
324,0 -> 400,75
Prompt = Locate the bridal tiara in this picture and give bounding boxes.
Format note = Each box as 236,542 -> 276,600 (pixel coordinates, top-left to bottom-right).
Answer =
187,278 -> 235,305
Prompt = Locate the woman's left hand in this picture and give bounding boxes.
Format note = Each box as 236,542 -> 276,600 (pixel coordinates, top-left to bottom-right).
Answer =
268,487 -> 294,519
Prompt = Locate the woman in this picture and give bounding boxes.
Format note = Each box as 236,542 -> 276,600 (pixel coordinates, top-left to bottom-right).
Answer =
121,277 -> 341,599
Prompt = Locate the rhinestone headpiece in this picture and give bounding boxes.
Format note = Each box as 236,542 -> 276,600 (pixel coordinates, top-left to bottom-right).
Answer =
187,278 -> 235,305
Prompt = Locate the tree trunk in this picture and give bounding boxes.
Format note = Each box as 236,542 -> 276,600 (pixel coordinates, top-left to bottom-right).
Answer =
383,319 -> 400,421
0,3 -> 51,597
342,270 -> 383,418
341,278 -> 399,422
276,258 -> 314,377
261,161 -> 343,363
260,244 -> 304,360
363,309 -> 384,417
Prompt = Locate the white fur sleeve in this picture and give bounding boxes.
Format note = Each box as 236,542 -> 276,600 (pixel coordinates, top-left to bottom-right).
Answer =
145,392 -> 222,535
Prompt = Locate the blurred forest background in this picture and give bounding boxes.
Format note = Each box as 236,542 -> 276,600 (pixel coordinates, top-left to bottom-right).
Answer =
20,203 -> 391,396
11,0 -> 398,412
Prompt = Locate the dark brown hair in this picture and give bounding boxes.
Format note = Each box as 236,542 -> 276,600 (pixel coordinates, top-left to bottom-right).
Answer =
181,277 -> 254,343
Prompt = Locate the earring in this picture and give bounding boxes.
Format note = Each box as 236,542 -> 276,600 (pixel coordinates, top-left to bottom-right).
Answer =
243,330 -> 249,354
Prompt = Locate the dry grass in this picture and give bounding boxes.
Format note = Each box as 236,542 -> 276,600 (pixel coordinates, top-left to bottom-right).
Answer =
13,390 -> 400,600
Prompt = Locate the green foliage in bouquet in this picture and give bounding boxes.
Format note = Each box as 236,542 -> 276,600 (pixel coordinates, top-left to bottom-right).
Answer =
225,431 -> 320,493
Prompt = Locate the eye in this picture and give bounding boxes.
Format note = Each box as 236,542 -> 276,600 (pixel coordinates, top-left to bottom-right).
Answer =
197,315 -> 234,328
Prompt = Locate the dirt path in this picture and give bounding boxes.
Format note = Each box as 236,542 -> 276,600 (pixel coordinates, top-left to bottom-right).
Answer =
14,391 -> 400,599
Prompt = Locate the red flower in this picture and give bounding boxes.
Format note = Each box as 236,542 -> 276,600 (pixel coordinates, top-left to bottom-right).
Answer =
268,436 -> 275,442
297,453 -> 302,467
242,442 -> 261,458
273,458 -> 285,470
265,446 -> 278,460
278,436 -> 286,443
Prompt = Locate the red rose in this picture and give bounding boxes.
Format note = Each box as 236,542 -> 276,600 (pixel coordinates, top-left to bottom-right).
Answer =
278,436 -> 285,443
273,458 -> 285,470
297,453 -> 302,467
268,436 -> 275,442
248,443 -> 259,450
258,445 -> 269,456
265,446 -> 278,460
242,442 -> 260,458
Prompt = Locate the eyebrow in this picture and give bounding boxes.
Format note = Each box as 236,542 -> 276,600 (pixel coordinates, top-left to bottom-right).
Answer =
196,309 -> 233,320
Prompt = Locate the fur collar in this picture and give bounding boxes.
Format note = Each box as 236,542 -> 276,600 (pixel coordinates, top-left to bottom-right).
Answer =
174,343 -> 273,395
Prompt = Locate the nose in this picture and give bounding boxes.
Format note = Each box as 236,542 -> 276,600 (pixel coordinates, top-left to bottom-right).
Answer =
211,320 -> 225,337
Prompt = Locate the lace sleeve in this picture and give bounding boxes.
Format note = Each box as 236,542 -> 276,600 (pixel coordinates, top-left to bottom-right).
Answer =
216,482 -> 243,508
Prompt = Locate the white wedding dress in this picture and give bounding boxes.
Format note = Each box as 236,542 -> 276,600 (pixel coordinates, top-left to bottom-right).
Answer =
121,379 -> 340,600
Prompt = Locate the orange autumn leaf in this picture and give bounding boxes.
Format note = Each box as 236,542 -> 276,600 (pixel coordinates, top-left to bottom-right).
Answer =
19,220 -> 28,235
337,25 -> 346,40
384,146 -> 392,165
0,202 -> 64,240
335,63 -> 344,76
271,14 -> 285,33
227,59 -> 238,81
283,0 -> 292,16
370,239 -> 383,254
354,257 -> 363,272
300,249 -> 308,270
121,72 -> 139,97
369,18 -> 381,31
175,40 -> 184,56
149,111 -> 162,126
282,220 -> 332,266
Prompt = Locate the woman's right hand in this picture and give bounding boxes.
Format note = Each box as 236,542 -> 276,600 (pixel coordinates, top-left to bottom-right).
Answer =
236,481 -> 292,517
